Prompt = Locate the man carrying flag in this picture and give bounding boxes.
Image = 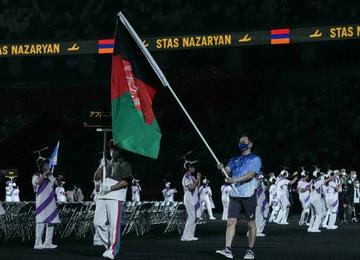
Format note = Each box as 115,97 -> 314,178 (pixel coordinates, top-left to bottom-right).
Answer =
93,140 -> 132,259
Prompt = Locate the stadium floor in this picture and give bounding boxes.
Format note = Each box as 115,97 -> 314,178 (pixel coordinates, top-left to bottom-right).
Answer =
0,214 -> 358,260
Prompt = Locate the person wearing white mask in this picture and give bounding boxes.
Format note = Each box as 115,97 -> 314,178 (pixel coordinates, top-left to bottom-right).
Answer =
199,178 -> 216,220
323,171 -> 341,229
297,169 -> 310,226
255,174 -> 269,237
274,170 -> 298,225
268,176 -> 280,223
221,182 -> 232,220
162,181 -> 177,203
308,169 -> 337,232
11,182 -> 20,202
181,162 -> 201,241
55,181 -> 67,203
131,179 -> 141,202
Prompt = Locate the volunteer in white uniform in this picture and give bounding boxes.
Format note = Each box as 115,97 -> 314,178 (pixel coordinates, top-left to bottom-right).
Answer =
162,181 -> 177,203
181,163 -> 201,241
199,178 -> 216,220
297,170 -> 310,226
55,181 -> 67,203
221,183 -> 231,220
131,179 -> 141,202
308,170 -> 337,232
274,170 -> 298,224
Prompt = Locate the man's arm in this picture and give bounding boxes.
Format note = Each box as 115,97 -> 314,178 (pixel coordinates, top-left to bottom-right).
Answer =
94,166 -> 102,181
188,172 -> 201,191
289,177 -> 298,185
109,180 -> 129,191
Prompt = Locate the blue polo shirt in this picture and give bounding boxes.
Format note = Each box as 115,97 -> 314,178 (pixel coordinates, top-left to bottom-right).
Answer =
227,153 -> 261,198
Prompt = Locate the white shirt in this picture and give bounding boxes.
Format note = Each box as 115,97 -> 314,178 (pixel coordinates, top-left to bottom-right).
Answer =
354,186 -> 360,204
276,178 -> 290,197
55,186 -> 67,203
11,188 -> 20,202
162,188 -> 176,202
221,185 -> 231,201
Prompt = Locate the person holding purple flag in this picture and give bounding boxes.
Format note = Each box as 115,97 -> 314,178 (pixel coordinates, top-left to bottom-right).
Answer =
32,158 -> 60,249
181,162 -> 202,241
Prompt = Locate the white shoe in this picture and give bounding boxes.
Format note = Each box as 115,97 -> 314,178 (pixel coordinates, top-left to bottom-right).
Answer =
279,221 -> 289,225
43,243 -> 58,249
209,217 -> 216,220
102,250 -> 114,259
243,249 -> 255,259
216,248 -> 234,259
308,229 -> 321,233
181,237 -> 193,241
191,237 -> 199,241
34,244 -> 44,250
256,232 -> 266,237
327,225 -> 338,230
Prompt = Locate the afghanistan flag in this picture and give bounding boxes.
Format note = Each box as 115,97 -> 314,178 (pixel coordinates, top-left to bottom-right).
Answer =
111,13 -> 162,159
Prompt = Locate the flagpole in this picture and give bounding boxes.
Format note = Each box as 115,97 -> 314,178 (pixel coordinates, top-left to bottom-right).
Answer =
96,128 -> 112,184
118,12 -> 238,193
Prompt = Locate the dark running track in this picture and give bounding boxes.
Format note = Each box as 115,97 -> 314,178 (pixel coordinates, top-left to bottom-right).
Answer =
0,214 -> 359,260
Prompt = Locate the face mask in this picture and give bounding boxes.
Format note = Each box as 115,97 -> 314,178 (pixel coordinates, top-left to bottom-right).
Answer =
239,143 -> 249,151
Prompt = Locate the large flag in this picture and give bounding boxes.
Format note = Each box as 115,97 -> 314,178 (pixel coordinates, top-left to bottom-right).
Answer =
49,141 -> 60,166
111,13 -> 162,159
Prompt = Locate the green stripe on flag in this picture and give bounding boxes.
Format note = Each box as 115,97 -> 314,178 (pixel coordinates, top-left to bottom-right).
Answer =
112,92 -> 161,159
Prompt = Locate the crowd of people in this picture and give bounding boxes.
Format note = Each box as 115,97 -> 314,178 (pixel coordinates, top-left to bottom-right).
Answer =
1,135 -> 360,260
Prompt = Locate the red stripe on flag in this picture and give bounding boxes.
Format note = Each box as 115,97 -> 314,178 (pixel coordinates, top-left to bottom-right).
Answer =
271,28 -> 290,35
111,55 -> 157,124
99,39 -> 115,44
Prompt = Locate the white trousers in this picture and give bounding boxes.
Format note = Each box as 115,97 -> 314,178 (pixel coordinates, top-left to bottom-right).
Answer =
35,223 -> 55,245
255,205 -> 266,233
275,195 -> 289,223
309,197 -> 322,231
299,197 -> 310,225
201,196 -> 214,219
181,194 -> 197,240
93,199 -> 123,257
221,197 -> 229,220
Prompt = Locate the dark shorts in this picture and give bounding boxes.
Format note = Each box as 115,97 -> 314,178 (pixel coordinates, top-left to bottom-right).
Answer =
228,193 -> 257,221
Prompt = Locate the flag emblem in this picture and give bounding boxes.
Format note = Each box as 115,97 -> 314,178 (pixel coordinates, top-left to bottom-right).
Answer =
98,39 -> 115,54
270,28 -> 290,45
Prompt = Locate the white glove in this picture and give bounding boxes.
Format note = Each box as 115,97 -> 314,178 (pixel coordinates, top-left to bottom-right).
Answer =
101,184 -> 111,193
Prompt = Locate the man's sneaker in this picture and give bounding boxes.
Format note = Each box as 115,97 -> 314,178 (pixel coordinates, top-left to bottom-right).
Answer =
216,248 -> 233,259
256,232 -> 266,237
191,237 -> 199,241
33,244 -> 44,250
243,249 -> 255,259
